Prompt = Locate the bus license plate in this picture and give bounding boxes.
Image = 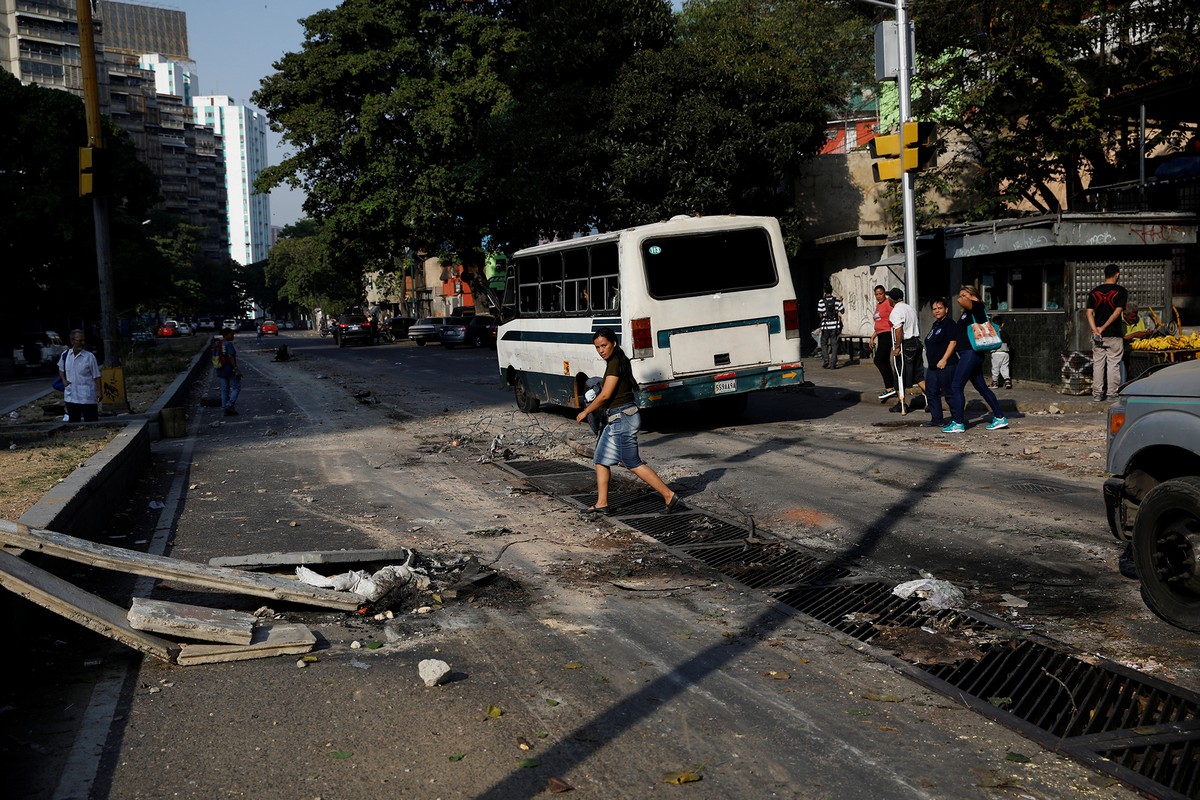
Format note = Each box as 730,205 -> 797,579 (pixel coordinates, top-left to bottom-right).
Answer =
714,378 -> 737,395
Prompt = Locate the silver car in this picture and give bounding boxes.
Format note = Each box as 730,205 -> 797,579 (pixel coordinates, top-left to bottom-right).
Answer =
407,317 -> 450,347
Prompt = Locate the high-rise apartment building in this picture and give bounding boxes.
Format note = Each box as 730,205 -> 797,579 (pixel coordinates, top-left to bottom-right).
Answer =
0,0 -> 102,98
97,0 -> 187,60
192,95 -> 271,265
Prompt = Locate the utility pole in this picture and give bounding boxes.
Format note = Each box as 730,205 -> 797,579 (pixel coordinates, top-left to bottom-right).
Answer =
864,0 -> 921,304
76,0 -> 119,371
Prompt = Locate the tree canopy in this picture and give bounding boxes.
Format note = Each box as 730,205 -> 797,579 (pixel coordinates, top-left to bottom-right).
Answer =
911,0 -> 1200,217
254,0 -> 867,265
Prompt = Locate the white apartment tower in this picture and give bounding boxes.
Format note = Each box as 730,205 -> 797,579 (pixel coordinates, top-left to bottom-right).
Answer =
192,95 -> 271,265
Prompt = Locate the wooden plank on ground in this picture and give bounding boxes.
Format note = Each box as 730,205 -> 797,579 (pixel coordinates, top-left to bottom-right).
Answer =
209,547 -> 413,569
175,623 -> 315,666
0,550 -> 179,663
127,597 -> 256,645
0,519 -> 361,611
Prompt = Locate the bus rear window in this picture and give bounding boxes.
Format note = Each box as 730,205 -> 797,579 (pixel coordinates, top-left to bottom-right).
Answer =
641,227 -> 778,299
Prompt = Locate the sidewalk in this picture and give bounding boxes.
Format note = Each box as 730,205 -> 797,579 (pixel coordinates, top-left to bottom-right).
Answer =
807,353 -> 1107,416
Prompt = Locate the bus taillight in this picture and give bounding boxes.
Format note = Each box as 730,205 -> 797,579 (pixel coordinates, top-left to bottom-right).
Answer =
783,299 -> 799,339
631,317 -> 653,358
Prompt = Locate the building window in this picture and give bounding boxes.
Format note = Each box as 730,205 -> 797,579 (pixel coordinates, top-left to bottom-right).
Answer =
979,263 -> 1064,311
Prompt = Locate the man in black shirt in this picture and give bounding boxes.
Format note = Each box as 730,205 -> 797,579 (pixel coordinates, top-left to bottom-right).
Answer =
1085,264 -> 1128,402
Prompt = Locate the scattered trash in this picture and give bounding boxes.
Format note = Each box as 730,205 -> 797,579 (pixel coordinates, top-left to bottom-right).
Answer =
892,577 -> 965,610
350,640 -> 362,649
419,658 -> 450,687
148,501 -> 165,509
999,593 -> 1029,608
662,769 -> 702,785
296,659 -> 308,668
8,412 -> 18,419
348,659 -> 370,670
295,551 -> 426,602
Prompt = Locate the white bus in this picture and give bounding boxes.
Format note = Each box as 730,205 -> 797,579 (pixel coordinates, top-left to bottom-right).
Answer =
495,214 -> 803,416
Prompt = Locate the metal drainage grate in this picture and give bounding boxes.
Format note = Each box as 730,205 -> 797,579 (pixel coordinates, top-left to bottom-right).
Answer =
501,458 -> 1200,800
507,459 -> 593,477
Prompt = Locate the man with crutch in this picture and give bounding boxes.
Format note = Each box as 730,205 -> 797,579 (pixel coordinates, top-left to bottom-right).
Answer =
887,288 -> 923,415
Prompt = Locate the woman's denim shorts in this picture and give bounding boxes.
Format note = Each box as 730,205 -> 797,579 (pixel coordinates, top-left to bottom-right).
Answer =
593,409 -> 644,469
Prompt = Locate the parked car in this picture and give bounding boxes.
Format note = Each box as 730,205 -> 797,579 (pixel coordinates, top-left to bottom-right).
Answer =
441,315 -> 497,348
195,317 -> 216,332
388,316 -> 416,339
12,331 -> 64,372
157,320 -> 179,337
333,313 -> 374,347
221,319 -> 239,332
261,320 -> 279,336
1104,359 -> 1200,632
283,320 -> 295,330
176,321 -> 194,336
408,317 -> 451,347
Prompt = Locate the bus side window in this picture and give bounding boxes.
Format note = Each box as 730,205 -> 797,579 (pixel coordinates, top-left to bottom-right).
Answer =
590,242 -> 619,312
563,248 -> 589,314
540,253 -> 564,315
515,257 -> 539,315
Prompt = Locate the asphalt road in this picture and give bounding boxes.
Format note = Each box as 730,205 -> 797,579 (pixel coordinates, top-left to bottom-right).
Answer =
5,330 -> 1182,799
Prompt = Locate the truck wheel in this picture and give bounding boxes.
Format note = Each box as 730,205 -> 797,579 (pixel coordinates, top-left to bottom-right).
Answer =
514,374 -> 540,414
416,340 -> 426,347
1133,476 -> 1200,632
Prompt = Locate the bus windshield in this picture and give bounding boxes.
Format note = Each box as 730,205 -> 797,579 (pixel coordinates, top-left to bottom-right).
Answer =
640,227 -> 778,300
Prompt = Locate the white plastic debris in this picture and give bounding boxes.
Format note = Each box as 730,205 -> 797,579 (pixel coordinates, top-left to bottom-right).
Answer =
294,550 -> 424,602
892,577 -> 965,610
1000,593 -> 1029,608
419,658 -> 451,687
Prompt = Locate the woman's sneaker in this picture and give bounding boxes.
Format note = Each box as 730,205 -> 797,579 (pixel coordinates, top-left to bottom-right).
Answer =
878,389 -> 897,401
941,422 -> 965,433
986,417 -> 1009,430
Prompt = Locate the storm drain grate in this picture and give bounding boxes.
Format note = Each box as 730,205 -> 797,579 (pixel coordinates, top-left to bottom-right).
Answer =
503,458 -> 1200,800
508,459 -> 593,477
625,514 -> 758,547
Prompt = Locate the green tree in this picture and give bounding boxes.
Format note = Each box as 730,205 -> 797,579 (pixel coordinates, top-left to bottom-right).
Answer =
253,0 -> 519,264
603,0 -> 868,248
911,0 -> 1200,217
265,219 -> 360,317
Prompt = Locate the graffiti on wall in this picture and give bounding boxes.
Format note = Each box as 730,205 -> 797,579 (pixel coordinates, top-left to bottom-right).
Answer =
830,264 -> 902,338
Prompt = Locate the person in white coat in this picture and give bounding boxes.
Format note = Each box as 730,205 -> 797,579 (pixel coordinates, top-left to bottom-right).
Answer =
58,329 -> 102,422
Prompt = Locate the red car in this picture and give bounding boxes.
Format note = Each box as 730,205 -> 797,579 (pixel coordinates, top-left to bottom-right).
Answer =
261,320 -> 279,335
157,320 -> 179,337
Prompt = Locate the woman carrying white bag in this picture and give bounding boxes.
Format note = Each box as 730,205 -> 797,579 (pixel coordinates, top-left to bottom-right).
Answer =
943,285 -> 1008,433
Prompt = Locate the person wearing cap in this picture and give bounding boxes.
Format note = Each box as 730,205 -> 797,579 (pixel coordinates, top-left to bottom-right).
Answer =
1120,302 -> 1149,385
887,287 -> 924,411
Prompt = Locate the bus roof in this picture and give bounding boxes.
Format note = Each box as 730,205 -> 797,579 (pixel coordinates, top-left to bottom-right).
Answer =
511,214 -> 779,259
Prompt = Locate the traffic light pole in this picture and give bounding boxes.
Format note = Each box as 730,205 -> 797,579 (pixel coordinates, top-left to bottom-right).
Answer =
77,0 -> 118,369
895,0 -> 919,307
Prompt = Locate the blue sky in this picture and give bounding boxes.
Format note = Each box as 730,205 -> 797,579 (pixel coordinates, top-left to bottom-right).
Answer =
169,0 -> 332,227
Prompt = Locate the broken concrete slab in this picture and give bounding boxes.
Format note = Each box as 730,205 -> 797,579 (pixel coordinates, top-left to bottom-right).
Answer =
0,519 -> 362,610
128,597 -> 256,645
208,547 -> 414,569
0,550 -> 179,663
175,623 -> 316,666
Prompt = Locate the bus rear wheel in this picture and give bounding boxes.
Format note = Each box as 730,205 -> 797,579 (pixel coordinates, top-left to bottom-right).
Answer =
515,374 -> 540,413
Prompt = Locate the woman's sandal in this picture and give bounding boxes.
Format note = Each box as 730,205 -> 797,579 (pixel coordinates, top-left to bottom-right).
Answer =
664,493 -> 681,514
584,505 -> 612,516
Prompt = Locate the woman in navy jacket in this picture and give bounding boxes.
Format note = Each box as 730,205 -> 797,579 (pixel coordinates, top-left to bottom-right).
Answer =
944,286 -> 1008,433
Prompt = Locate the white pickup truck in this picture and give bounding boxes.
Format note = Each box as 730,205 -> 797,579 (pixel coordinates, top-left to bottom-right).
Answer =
1104,359 -> 1200,631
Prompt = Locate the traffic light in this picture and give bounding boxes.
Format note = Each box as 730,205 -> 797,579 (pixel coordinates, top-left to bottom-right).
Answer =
79,146 -> 106,197
869,121 -> 937,182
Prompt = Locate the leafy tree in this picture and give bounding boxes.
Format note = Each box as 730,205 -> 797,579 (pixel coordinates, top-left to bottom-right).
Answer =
603,0 -> 869,248
0,71 -> 162,340
911,0 -> 1200,217
253,0 -> 519,264
483,0 -> 675,246
265,219 -> 360,317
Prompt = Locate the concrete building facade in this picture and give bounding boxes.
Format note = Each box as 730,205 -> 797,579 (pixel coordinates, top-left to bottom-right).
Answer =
192,95 -> 271,265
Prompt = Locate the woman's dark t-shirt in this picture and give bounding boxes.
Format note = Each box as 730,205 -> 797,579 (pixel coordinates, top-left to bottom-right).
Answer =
603,347 -> 636,409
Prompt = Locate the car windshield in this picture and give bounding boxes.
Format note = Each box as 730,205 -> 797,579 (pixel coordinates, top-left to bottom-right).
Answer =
342,315 -> 367,323
263,320 -> 275,326
445,317 -> 467,325
416,318 -> 440,325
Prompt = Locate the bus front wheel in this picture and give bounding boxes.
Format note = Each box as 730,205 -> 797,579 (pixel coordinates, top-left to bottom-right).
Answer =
515,374 -> 540,413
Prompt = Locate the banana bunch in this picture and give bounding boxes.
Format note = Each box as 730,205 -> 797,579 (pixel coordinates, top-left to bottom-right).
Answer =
1130,332 -> 1200,351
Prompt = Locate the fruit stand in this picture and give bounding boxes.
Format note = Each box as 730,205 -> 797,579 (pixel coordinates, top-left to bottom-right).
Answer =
1126,332 -> 1200,376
